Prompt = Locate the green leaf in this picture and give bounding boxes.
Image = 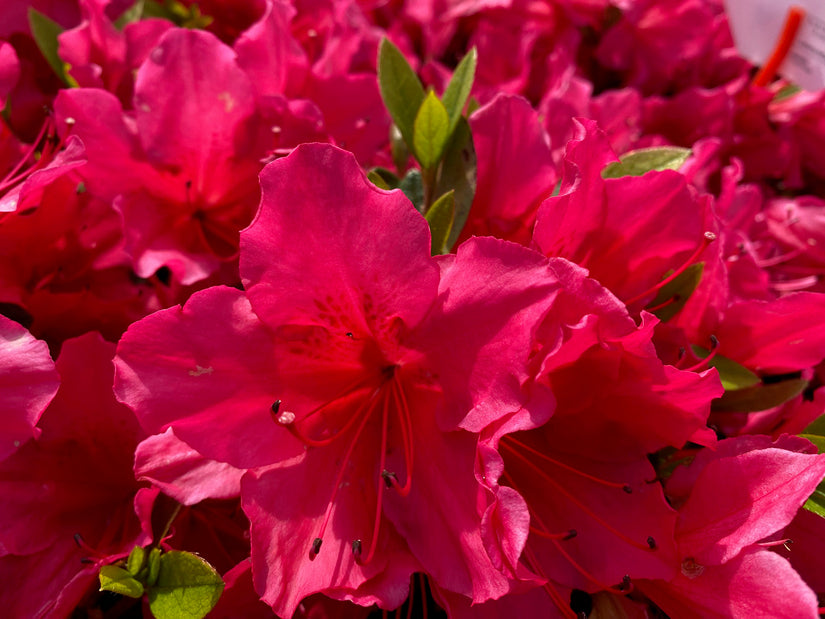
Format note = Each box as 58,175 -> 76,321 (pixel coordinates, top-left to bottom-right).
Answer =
690,346 -> 761,392
113,0 -> 146,28
647,262 -> 704,322
441,47 -> 477,133
398,169 -> 424,212
147,551 -> 224,619
426,190 -> 455,255
602,146 -> 692,179
413,91 -> 450,170
367,167 -> 399,190
126,546 -> 147,576
435,117 -> 476,250
711,378 -> 808,413
390,124 -> 410,174
99,565 -> 145,598
804,490 -> 825,518
147,547 -> 162,587
774,83 -> 802,101
27,8 -> 70,85
803,413 -> 825,438
377,38 -> 426,153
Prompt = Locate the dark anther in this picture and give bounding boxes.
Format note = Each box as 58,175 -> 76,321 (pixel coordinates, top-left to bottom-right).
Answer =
621,574 -> 632,591
73,533 -> 84,548
382,470 -> 397,488
79,557 -> 96,565
623,484 -> 633,494
345,332 -> 354,338
678,346 -> 686,361
309,537 -> 322,560
351,539 -> 362,559
647,536 -> 657,549
270,400 -> 282,415
562,529 -> 577,541
709,334 -> 719,349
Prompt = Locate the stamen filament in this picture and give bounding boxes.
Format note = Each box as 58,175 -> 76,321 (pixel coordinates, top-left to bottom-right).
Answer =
682,335 -> 720,372
502,436 -> 632,492
286,384 -> 377,447
309,390 -> 380,558
501,441 -> 653,552
551,538 -> 632,595
387,375 -> 414,496
358,387 -> 392,566
627,232 -> 717,306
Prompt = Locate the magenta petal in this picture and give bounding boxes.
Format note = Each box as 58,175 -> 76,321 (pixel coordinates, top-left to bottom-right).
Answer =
675,437 -> 825,565
0,315 -> 59,460
133,28 -> 255,175
416,237 -> 564,432
242,450 -> 411,618
115,286 -> 297,469
640,548 -> 819,619
242,143 -> 439,333
461,93 -> 558,245
715,293 -> 825,373
134,428 -> 243,505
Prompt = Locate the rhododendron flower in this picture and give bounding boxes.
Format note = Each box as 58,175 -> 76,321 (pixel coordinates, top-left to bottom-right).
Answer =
638,435 -> 825,617
115,143 -> 569,615
55,27 -> 275,286
0,332 -> 146,617
533,119 -> 715,312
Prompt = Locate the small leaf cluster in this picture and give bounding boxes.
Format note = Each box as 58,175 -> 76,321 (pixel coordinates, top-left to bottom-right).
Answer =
374,39 -> 478,255
99,546 -> 224,619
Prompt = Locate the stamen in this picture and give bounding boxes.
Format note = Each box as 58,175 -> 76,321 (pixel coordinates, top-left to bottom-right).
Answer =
772,276 -> 820,292
552,539 -> 633,595
351,538 -> 362,560
529,525 -> 577,541
309,537 -> 322,560
522,544 -> 578,619
647,536 -> 657,549
283,379 -> 377,447
308,390 -> 380,557
500,441 -> 653,552
682,335 -> 720,372
382,470 -> 397,488
385,375 -> 414,496
0,117 -> 61,195
502,436 -> 632,493
357,387 -> 393,566
626,231 -> 717,306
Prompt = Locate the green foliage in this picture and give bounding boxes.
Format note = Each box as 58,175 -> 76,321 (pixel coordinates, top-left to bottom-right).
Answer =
647,262 -> 704,322
690,346 -> 761,392
100,565 -> 145,598
441,48 -> 477,134
602,146 -> 692,179
426,190 -> 455,255
413,91 -> 450,171
801,415 -> 825,518
377,38 -> 477,228
711,378 -> 808,413
434,117 -> 476,250
27,8 -> 72,86
115,1 -> 214,29
378,39 -> 426,153
99,547 -> 223,619
148,552 -> 224,619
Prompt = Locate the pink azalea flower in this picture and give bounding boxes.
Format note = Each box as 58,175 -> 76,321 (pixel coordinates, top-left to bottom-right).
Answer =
533,119 -> 716,313
637,435 -> 825,617
55,27 -> 274,285
475,264 -> 720,616
0,314 -> 58,460
116,144 -> 568,615
0,332 -> 146,617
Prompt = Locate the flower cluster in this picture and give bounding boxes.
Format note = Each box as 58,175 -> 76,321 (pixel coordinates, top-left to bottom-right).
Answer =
2,0 -> 825,617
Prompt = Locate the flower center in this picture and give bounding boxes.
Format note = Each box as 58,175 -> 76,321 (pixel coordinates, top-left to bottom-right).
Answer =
272,361 -> 415,565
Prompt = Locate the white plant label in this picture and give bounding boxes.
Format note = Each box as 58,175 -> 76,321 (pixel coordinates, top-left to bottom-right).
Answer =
724,0 -> 825,91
